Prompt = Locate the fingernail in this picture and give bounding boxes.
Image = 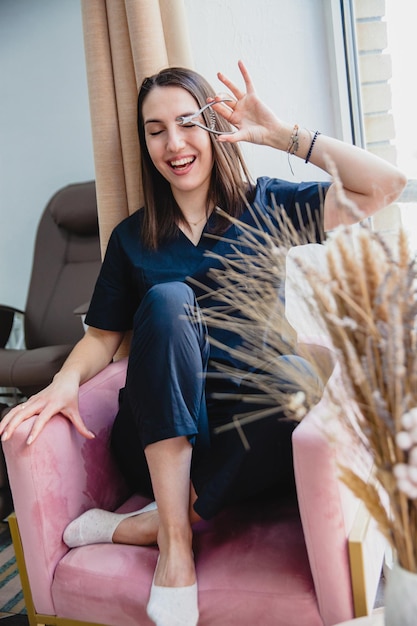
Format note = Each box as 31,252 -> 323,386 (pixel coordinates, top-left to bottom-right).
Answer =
1,431 -> 8,442
26,436 -> 33,445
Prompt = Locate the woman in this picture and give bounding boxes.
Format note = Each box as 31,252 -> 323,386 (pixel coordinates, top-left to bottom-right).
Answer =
0,61 -> 406,626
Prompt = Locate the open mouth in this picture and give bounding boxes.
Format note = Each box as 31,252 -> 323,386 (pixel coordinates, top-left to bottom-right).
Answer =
169,156 -> 196,171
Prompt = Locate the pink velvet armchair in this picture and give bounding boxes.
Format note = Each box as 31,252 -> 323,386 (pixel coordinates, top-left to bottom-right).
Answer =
2,358 -> 385,626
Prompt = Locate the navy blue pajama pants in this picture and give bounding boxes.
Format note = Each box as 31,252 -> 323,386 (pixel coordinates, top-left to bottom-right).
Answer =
111,282 -> 321,520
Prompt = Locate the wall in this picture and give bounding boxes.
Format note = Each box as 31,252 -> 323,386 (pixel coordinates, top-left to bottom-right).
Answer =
0,0 -> 95,311
184,0 -> 336,182
0,0 -> 338,311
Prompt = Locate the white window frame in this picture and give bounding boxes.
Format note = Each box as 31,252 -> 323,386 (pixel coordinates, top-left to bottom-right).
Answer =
324,0 -> 365,147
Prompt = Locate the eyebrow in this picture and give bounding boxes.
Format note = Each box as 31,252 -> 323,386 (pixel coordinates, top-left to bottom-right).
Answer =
144,111 -> 197,125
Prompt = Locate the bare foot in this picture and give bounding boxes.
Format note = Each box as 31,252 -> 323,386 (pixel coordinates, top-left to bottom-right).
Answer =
112,508 -> 159,545
112,501 -> 201,548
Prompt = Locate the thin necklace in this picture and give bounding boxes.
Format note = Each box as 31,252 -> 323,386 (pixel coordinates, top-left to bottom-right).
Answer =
184,206 -> 216,227
188,215 -> 207,227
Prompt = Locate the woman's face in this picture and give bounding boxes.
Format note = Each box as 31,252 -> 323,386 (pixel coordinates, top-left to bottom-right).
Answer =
142,85 -> 213,204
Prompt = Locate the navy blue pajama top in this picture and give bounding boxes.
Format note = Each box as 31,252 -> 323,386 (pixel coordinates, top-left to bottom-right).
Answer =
85,177 -> 328,372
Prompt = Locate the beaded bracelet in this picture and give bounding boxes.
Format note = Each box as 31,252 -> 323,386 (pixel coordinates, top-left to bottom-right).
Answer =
305,130 -> 321,164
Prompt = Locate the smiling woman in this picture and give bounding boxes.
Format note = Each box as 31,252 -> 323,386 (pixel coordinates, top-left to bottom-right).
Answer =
137,66 -> 252,250
142,92 -> 219,245
0,60 -> 405,626
143,86 -> 214,212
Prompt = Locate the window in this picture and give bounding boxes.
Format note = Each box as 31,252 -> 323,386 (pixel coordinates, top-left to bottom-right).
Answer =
385,0 -> 417,250
345,0 -> 417,250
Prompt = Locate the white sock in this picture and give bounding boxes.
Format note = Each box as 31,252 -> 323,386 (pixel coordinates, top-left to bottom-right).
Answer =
63,501 -> 157,547
147,581 -> 199,626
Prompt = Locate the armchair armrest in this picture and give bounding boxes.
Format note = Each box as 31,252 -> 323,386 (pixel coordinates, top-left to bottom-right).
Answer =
0,304 -> 24,348
2,358 -> 129,616
293,394 -> 354,625
293,366 -> 386,626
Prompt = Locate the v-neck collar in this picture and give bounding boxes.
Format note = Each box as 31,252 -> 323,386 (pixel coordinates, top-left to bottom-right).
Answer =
176,213 -> 218,248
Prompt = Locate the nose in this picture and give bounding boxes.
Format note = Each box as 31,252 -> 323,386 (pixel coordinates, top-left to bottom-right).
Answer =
166,125 -> 186,152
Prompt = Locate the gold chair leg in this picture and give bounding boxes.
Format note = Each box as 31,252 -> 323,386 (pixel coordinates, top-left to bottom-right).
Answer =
7,512 -> 110,626
7,512 -> 39,626
348,500 -> 386,617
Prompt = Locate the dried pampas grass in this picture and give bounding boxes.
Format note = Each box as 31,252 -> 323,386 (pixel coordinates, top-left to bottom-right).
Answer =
200,191 -> 417,572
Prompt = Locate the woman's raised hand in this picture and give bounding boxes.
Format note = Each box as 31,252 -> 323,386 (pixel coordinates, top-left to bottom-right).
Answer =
0,371 -> 95,446
212,60 -> 288,148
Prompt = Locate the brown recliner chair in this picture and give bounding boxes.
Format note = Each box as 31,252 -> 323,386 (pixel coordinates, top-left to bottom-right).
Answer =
0,181 -> 101,401
0,181 -> 101,516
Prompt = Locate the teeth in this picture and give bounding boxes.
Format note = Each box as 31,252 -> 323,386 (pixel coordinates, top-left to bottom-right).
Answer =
170,157 -> 194,167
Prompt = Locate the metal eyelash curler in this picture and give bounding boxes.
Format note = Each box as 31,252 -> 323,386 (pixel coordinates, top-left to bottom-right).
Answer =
176,99 -> 236,135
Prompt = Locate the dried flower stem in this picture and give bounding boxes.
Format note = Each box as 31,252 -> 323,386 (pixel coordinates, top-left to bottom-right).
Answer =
201,195 -> 417,572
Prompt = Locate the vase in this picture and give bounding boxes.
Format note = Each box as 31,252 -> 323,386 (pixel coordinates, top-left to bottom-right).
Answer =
384,561 -> 417,625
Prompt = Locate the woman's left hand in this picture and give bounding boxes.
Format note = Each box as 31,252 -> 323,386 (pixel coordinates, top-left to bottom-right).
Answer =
212,60 -> 288,148
214,61 -> 406,228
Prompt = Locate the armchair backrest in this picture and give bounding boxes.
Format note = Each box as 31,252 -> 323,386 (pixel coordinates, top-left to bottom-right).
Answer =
24,181 -> 101,349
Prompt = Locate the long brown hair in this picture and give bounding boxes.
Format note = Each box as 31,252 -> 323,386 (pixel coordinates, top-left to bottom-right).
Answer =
137,67 -> 254,249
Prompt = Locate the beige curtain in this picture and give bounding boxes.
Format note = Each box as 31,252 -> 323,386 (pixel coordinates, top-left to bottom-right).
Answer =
81,0 -> 194,257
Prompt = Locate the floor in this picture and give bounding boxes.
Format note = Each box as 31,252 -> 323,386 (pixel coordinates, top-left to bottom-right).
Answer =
0,616 -> 28,624
0,518 -> 27,624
